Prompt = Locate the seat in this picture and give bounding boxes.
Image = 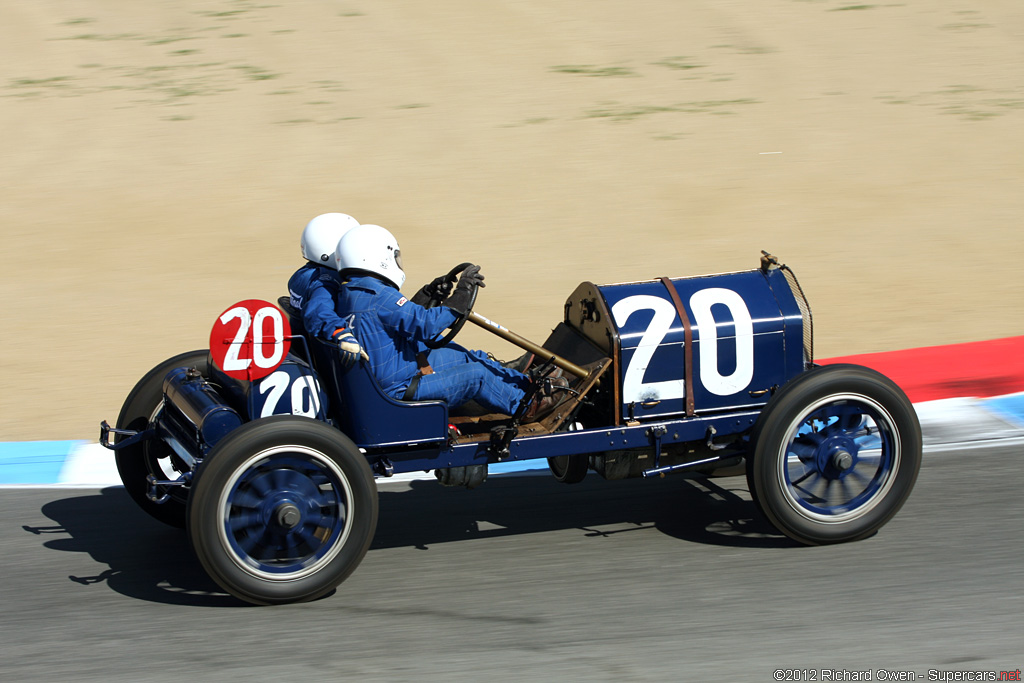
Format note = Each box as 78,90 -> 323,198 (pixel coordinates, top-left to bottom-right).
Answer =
311,339 -> 448,448
278,296 -> 448,448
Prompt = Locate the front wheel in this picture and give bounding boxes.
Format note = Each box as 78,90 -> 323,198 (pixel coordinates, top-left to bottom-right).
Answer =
187,416 -> 378,605
746,364 -> 922,545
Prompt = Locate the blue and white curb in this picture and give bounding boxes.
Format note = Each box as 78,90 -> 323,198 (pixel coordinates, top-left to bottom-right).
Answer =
914,393 -> 1024,448
984,393 -> 1024,430
3,392 -> 1023,488
0,441 -> 119,488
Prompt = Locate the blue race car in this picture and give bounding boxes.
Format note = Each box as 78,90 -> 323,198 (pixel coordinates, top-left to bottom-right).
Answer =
100,252 -> 921,605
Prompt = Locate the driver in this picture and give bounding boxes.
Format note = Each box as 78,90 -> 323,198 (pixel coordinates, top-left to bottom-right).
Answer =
334,223 -> 570,420
288,213 -> 367,368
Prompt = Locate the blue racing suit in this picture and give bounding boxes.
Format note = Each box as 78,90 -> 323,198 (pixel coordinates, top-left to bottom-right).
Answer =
288,263 -> 349,340
336,275 -> 529,414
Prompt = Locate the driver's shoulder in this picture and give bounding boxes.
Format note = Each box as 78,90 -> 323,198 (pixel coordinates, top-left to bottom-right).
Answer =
342,277 -> 408,311
287,262 -> 316,289
343,275 -> 387,291
377,290 -> 418,314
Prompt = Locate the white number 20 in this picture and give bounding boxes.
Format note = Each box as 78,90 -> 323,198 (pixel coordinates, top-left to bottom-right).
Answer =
258,371 -> 322,418
611,288 -> 754,403
219,305 -> 285,372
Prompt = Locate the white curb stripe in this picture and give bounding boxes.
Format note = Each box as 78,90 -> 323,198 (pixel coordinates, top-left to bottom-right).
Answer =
914,396 -> 1024,446
58,442 -> 121,488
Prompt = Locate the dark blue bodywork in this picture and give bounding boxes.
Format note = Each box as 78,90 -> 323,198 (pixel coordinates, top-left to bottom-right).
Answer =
586,268 -> 807,420
156,257 -> 813,480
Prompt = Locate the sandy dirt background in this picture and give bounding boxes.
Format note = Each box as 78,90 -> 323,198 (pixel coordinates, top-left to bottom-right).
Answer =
2,0 -> 1022,442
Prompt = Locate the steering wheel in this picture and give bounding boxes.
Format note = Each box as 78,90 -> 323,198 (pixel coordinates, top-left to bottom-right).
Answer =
423,262 -> 479,349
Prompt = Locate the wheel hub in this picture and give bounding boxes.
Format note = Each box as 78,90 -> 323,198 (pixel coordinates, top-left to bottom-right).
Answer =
831,450 -> 854,472
273,502 -> 302,530
817,435 -> 858,479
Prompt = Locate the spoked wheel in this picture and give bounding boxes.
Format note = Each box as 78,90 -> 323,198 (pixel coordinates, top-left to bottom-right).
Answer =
746,364 -> 921,545
115,350 -> 209,528
188,416 -> 377,605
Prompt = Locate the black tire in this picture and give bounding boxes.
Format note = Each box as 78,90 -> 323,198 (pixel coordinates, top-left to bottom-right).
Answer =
115,350 -> 209,528
547,455 -> 588,484
746,364 -> 921,545
187,416 -> 378,605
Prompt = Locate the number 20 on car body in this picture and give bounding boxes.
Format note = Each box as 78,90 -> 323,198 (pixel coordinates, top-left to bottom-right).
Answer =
591,270 -> 804,420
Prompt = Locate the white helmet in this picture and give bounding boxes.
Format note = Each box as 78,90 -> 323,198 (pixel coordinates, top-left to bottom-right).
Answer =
300,213 -> 360,265
336,223 -> 406,289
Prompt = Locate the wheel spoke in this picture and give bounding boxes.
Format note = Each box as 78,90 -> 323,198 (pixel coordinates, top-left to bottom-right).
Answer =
792,472 -> 827,503
790,468 -> 817,486
837,477 -> 855,507
845,468 -> 871,486
820,477 -> 838,505
268,466 -> 291,493
228,508 -> 262,534
293,524 -> 326,552
230,485 -> 264,511
236,526 -> 270,557
247,471 -> 274,498
854,450 -> 883,477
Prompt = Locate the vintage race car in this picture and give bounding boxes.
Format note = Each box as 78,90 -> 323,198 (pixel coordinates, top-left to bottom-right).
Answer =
100,252 -> 922,605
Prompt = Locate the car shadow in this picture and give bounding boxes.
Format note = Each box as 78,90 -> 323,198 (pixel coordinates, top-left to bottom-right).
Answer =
371,471 -> 796,551
26,472 -> 794,606
24,488 -> 247,608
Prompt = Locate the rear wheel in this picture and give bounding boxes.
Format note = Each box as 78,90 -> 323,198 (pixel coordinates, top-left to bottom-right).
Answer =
115,350 -> 208,528
187,416 -> 378,605
746,364 -> 921,545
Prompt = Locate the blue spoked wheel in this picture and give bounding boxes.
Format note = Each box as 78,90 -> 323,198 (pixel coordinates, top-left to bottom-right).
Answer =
747,364 -> 921,545
188,416 -> 377,605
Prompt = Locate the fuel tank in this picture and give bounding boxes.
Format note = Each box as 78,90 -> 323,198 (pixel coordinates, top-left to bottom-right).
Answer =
161,366 -> 244,457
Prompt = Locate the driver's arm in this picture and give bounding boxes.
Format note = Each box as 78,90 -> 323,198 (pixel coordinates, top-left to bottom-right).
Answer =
378,296 -> 458,342
302,271 -> 350,340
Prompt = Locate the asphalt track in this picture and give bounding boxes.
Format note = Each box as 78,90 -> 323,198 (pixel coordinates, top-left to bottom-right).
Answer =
3,443 -> 1021,682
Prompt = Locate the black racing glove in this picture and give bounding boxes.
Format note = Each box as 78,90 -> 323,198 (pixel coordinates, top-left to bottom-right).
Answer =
410,274 -> 453,307
444,265 -> 485,315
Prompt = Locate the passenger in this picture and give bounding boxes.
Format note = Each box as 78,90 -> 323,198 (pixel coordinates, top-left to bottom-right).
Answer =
287,213 -> 367,368
334,223 -> 569,420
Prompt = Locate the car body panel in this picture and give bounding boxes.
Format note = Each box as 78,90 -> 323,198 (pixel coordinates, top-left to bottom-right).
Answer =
566,267 -> 808,423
